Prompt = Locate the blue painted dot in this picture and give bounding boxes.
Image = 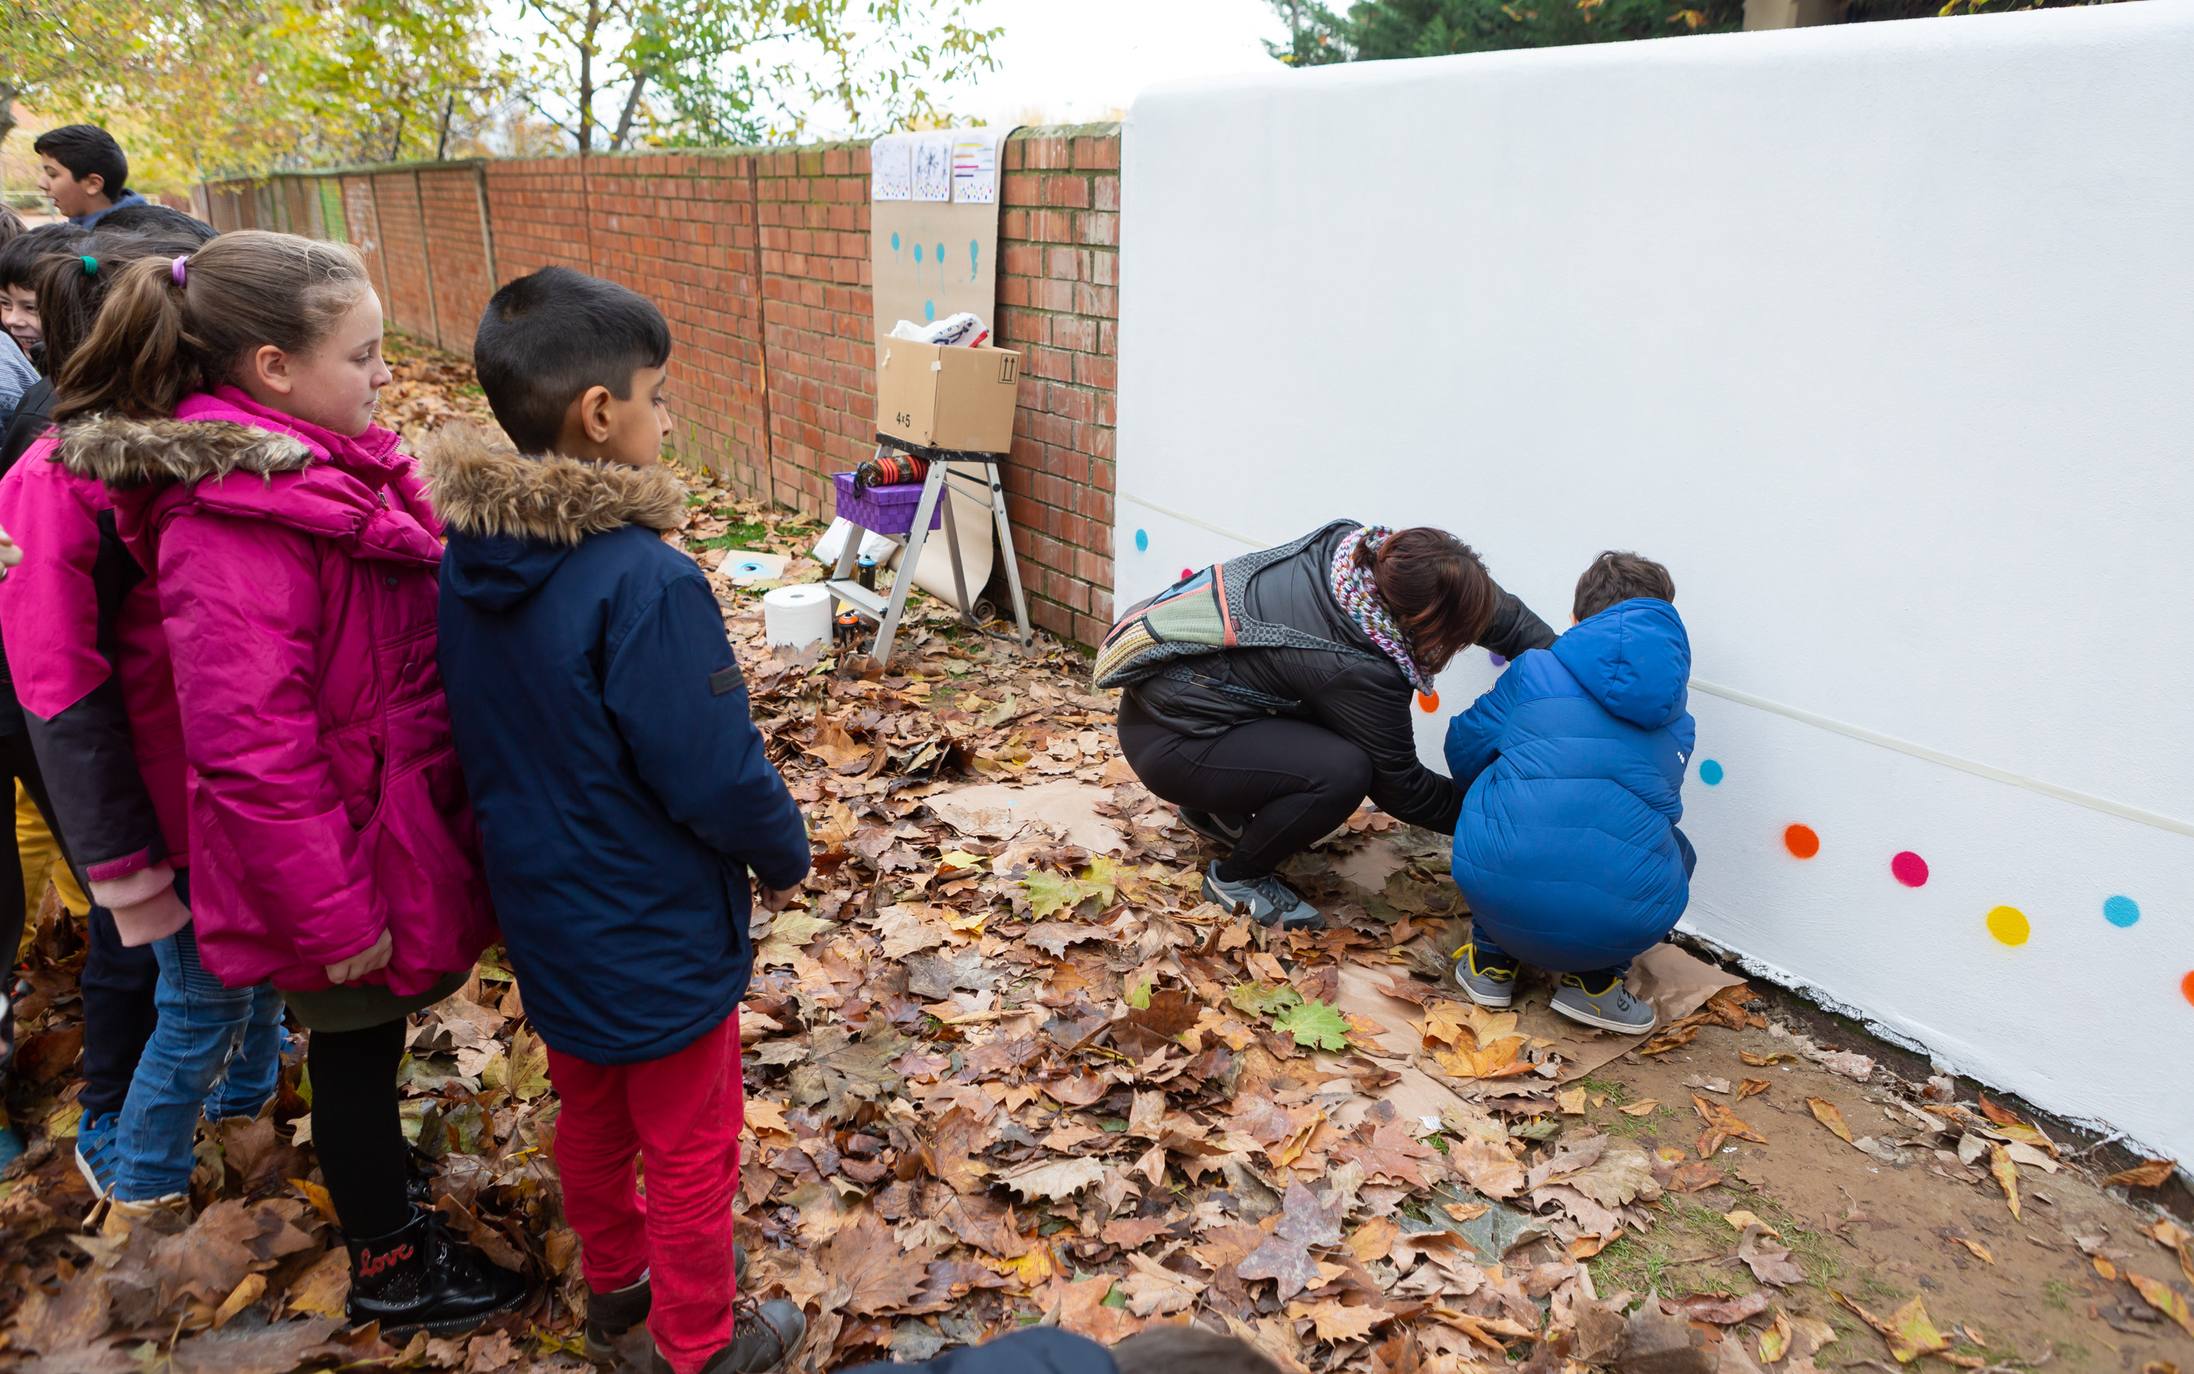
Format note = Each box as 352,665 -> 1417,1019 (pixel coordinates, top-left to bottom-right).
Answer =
923,299 -> 936,322
1489,652 -> 1507,668
1134,528 -> 1149,552
890,231 -> 901,252
935,241 -> 945,265
913,243 -> 924,264
1698,759 -> 1725,786
2104,895 -> 2140,928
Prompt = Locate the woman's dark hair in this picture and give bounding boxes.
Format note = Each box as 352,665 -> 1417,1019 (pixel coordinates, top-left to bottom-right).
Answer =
1112,1325 -> 1286,1374
1360,526 -> 1500,674
52,229 -> 371,424
33,228 -> 210,378
0,206 -> 24,248
33,124 -> 130,198
0,223 -> 91,293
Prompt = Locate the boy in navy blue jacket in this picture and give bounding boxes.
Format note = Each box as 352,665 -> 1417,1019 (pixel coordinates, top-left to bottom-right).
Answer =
1442,552 -> 1697,1035
427,268 -> 809,1374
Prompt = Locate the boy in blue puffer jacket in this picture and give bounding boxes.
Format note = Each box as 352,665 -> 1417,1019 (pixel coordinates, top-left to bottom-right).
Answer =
1443,552 -> 1697,1033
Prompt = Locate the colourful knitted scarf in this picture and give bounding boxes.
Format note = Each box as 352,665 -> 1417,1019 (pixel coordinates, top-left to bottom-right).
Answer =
1329,524 -> 1432,692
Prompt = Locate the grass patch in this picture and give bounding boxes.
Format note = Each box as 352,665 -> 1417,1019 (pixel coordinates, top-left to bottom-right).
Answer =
2042,1278 -> 2074,1311
1578,1076 -> 1634,1106
693,520 -> 771,551
1587,1199 -> 1759,1301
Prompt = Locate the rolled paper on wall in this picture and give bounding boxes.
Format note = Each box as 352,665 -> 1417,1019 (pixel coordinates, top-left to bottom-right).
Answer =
762,584 -> 833,648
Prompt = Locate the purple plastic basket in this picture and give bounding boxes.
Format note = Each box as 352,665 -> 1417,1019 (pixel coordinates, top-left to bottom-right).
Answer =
833,470 -> 941,537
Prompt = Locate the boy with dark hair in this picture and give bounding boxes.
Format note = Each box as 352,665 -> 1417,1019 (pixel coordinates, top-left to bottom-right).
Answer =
425,266 -> 809,1374
1,223 -> 91,367
1444,550 -> 1697,1033
839,1322 -> 1288,1374
33,125 -> 146,227
89,203 -> 217,242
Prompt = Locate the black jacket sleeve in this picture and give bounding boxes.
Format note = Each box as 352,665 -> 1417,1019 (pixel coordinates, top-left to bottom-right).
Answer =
1481,585 -> 1558,659
1312,657 -> 1462,832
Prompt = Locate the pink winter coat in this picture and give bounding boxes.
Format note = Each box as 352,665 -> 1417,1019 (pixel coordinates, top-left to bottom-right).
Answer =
79,388 -> 498,994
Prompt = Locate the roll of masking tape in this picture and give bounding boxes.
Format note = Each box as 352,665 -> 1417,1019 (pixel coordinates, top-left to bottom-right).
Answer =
761,584 -> 832,648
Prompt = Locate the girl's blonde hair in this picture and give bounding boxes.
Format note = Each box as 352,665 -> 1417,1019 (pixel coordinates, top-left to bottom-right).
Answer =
53,229 -> 372,424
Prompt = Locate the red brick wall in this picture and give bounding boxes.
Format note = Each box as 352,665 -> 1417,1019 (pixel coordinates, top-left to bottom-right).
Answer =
199,124 -> 1124,644
416,167 -> 494,356
369,172 -> 437,342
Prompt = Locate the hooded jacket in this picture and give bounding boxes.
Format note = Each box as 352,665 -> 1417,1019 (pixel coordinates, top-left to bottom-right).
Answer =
1123,522 -> 1558,833
426,427 -> 809,1065
0,403 -> 189,939
1443,598 -> 1698,971
69,387 -> 497,990
838,1329 -> 1116,1374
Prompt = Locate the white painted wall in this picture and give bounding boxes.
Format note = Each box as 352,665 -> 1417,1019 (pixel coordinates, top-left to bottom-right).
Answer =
1117,5 -> 2194,1159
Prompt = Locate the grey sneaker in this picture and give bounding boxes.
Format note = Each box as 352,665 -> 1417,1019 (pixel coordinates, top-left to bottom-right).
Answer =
1550,972 -> 1657,1033
1178,808 -> 1246,846
1203,863 -> 1323,930
1451,943 -> 1519,1009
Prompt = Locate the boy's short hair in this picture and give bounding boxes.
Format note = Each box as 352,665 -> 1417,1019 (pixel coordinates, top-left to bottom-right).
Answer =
473,267 -> 671,454
0,223 -> 92,291
33,124 -> 129,197
94,203 -> 217,243
1574,550 -> 1676,621
1111,1325 -> 1286,1374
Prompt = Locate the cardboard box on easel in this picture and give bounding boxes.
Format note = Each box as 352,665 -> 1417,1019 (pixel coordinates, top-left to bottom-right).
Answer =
875,338 -> 1023,454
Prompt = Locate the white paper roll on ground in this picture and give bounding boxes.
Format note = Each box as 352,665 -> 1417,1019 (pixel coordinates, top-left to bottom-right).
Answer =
762,584 -> 832,647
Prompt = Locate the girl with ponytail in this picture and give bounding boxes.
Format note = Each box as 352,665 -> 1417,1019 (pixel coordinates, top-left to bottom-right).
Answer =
9,229 -> 524,1332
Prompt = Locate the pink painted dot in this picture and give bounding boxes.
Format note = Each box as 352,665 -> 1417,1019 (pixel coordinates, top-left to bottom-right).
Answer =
1890,851 -> 1929,887
1180,568 -> 1193,581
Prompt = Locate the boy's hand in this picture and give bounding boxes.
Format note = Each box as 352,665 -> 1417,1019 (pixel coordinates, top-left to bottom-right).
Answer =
326,929 -> 393,984
757,882 -> 802,913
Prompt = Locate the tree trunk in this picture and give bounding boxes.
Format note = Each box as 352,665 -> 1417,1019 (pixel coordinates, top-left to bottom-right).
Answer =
0,83 -> 19,180
437,89 -> 457,160
610,71 -> 648,150
577,0 -> 601,153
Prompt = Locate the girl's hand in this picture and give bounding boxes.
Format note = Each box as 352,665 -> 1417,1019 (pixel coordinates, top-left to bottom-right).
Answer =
757,882 -> 802,913
326,929 -> 393,984
0,524 -> 21,574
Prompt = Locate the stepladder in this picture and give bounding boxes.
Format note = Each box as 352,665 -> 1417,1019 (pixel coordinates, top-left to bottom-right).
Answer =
825,438 -> 1033,668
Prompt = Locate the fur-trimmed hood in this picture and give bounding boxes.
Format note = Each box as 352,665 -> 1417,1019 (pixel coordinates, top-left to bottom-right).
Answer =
419,423 -> 688,546
55,414 -> 314,489
425,423 -> 692,615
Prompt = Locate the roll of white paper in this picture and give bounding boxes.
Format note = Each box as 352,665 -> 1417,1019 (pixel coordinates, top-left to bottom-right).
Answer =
761,584 -> 833,648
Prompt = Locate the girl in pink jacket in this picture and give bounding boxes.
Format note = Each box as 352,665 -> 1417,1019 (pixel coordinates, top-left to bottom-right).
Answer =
51,230 -> 525,1334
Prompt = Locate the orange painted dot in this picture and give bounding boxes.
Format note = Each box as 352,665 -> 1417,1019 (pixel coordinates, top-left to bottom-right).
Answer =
2181,971 -> 2194,1007
1417,690 -> 1440,713
1783,824 -> 1820,859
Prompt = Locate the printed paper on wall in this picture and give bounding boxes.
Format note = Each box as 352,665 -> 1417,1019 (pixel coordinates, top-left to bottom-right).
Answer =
952,134 -> 998,204
871,135 -> 912,201
912,134 -> 952,202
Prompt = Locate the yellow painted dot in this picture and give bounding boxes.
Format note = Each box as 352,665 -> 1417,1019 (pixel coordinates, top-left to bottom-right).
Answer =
1985,905 -> 2030,947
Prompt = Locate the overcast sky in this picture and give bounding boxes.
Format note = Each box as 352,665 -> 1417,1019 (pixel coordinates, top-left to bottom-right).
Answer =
954,0 -> 1284,126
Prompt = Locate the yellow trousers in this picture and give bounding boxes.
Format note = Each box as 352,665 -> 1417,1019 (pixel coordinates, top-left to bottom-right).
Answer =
17,781 -> 90,944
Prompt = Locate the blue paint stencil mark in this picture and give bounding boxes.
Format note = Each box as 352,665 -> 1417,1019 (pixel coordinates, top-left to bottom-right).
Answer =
1134,528 -> 1149,553
923,299 -> 936,322
890,231 -> 901,253
1698,759 -> 1725,786
1489,651 -> 1507,668
970,239 -> 982,282
2104,894 -> 2140,928
913,242 -> 924,264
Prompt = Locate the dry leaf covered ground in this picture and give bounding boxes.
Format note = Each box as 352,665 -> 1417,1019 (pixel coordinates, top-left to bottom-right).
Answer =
2,339 -> 2191,1374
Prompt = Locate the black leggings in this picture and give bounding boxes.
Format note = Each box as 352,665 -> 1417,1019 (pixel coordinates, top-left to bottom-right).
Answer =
306,1017 -> 413,1239
1118,696 -> 1373,881
0,729 -> 158,1117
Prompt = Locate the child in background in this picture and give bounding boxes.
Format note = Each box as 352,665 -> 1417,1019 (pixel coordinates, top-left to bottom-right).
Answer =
17,780 -> 91,934
33,124 -> 148,228
427,267 -> 810,1374
0,225 -> 210,1198
1,223 -> 92,370
1444,552 -> 1697,1033
41,230 -> 526,1330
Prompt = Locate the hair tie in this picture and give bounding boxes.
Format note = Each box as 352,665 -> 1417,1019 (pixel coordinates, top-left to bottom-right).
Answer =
79,255 -> 99,276
170,255 -> 189,287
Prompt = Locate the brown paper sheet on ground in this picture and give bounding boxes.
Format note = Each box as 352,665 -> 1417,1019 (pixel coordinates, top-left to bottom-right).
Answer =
1331,948 -> 1741,1128
925,779 -> 1126,855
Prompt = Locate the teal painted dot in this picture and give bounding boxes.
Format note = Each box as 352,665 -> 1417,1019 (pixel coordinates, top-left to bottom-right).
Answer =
913,242 -> 924,263
1698,759 -> 1724,786
2104,895 -> 2140,928
890,231 -> 901,252
1134,528 -> 1149,552
922,299 -> 936,322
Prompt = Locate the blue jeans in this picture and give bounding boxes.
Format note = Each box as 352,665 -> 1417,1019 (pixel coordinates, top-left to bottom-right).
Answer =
114,919 -> 285,1201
